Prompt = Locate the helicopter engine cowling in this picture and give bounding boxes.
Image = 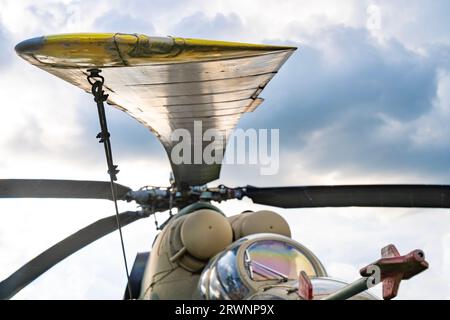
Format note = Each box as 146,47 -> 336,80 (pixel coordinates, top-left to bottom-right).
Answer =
181,209 -> 233,260
139,204 -> 233,299
228,210 -> 291,239
165,206 -> 233,273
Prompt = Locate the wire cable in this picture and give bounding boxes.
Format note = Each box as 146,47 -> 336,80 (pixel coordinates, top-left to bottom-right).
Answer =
87,69 -> 133,299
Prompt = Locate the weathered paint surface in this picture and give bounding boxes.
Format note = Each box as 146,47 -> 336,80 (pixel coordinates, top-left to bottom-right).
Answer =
15,33 -> 296,186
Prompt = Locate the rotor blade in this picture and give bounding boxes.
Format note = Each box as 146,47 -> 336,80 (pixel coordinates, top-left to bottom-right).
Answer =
244,185 -> 450,208
0,211 -> 146,300
0,179 -> 131,200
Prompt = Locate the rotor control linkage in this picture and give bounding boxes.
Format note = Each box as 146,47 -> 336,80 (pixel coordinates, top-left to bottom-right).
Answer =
323,244 -> 428,300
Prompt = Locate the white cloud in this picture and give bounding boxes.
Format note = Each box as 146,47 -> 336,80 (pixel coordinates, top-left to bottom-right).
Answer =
376,68 -> 450,148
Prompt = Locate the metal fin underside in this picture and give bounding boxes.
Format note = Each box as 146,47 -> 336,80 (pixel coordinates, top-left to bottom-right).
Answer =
15,33 -> 296,186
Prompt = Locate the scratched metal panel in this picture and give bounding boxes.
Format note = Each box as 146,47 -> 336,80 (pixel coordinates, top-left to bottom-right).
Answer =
111,74 -> 273,98
108,89 -> 259,107
143,99 -> 254,114
16,34 -> 296,186
39,54 -> 290,185
39,54 -> 290,186
101,52 -> 290,85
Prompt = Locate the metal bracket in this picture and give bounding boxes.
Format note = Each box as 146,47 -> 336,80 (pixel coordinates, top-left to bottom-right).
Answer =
297,271 -> 313,300
360,244 -> 428,300
323,244 -> 428,300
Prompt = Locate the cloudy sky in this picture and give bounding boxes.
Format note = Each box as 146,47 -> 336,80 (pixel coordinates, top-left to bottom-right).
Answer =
1,0 -> 450,299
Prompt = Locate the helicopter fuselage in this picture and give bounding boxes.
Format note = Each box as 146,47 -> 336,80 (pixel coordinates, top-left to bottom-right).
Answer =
136,202 -> 377,300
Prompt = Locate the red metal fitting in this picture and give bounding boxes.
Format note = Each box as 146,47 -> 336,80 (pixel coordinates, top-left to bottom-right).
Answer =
297,271 -> 313,300
360,244 -> 429,300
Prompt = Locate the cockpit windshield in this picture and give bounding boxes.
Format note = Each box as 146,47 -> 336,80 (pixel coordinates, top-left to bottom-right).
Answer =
197,235 -> 326,300
244,240 -> 317,281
